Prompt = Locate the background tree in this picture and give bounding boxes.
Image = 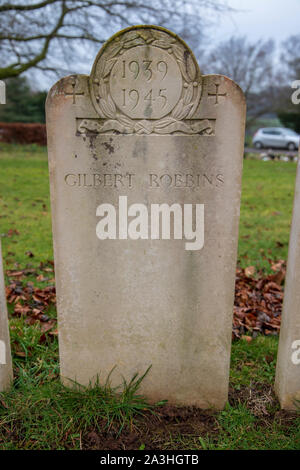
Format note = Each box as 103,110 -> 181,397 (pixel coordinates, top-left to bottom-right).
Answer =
203,36 -> 275,126
0,0 -> 230,80
0,76 -> 47,122
281,34 -> 300,80
276,34 -> 300,133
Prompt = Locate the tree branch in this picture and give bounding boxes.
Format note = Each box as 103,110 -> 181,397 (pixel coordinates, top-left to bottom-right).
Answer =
0,0 -> 68,79
0,0 -> 60,12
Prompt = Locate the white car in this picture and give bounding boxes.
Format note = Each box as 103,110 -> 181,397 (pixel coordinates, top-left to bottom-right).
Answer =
253,127 -> 300,150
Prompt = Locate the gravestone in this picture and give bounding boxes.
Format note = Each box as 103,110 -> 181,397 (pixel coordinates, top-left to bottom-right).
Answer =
0,80 -> 5,105
275,153 -> 300,409
46,25 -> 246,409
0,240 -> 13,392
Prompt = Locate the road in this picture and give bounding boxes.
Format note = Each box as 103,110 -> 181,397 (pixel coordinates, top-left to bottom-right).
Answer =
244,147 -> 298,158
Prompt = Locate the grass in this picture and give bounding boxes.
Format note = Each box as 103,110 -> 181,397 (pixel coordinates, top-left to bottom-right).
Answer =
239,159 -> 296,272
1,326 -> 299,449
0,144 -> 52,269
0,144 -> 299,450
1,345 -> 154,450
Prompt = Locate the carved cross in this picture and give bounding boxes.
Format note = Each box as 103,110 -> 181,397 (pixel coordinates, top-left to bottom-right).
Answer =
208,83 -> 227,104
64,78 -> 84,104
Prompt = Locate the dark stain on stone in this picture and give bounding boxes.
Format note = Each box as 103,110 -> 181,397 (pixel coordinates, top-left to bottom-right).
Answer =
184,50 -> 189,75
144,101 -> 152,118
132,138 -> 148,159
101,137 -> 115,154
88,134 -> 98,160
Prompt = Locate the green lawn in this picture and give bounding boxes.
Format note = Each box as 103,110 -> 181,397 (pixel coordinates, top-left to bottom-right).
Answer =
0,144 -> 299,450
239,158 -> 296,272
0,144 -> 52,269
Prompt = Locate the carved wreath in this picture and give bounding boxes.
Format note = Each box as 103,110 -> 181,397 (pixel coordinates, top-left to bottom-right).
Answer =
87,29 -> 207,135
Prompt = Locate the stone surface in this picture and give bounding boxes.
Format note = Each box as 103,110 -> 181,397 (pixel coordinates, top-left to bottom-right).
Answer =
0,240 -> 13,392
275,153 -> 300,410
0,80 -> 5,104
46,25 -> 246,409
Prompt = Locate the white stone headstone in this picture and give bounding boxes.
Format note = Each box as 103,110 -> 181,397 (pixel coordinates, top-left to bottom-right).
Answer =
275,152 -> 300,409
0,240 -> 13,392
46,26 -> 246,409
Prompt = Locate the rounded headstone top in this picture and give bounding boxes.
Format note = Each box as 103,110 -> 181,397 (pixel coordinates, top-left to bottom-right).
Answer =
90,25 -> 202,133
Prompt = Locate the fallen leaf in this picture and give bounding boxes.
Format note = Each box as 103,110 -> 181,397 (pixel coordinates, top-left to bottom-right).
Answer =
245,266 -> 255,277
241,335 -> 252,343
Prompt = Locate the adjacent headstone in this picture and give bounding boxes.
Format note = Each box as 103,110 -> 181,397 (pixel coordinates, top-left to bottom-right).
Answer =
46,25 -> 246,409
275,153 -> 300,410
0,240 -> 13,392
0,80 -> 5,105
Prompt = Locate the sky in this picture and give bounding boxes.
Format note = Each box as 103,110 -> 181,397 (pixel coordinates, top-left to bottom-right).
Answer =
216,0 -> 300,44
29,0 -> 300,89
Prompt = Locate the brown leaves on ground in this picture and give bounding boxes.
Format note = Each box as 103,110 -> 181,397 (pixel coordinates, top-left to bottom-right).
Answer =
6,261 -> 57,343
233,260 -> 286,340
5,260 -> 286,342
4,228 -> 20,238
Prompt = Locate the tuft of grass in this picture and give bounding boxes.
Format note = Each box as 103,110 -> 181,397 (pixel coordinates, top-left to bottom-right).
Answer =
0,361 -> 155,450
1,313 -> 156,450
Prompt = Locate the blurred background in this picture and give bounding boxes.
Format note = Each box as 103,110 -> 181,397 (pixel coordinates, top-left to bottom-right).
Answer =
0,0 -> 299,145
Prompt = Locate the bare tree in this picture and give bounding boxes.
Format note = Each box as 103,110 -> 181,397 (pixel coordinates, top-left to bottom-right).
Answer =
0,0 -> 230,80
281,34 -> 300,80
276,34 -> 300,132
203,36 -> 275,97
203,36 -> 276,124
